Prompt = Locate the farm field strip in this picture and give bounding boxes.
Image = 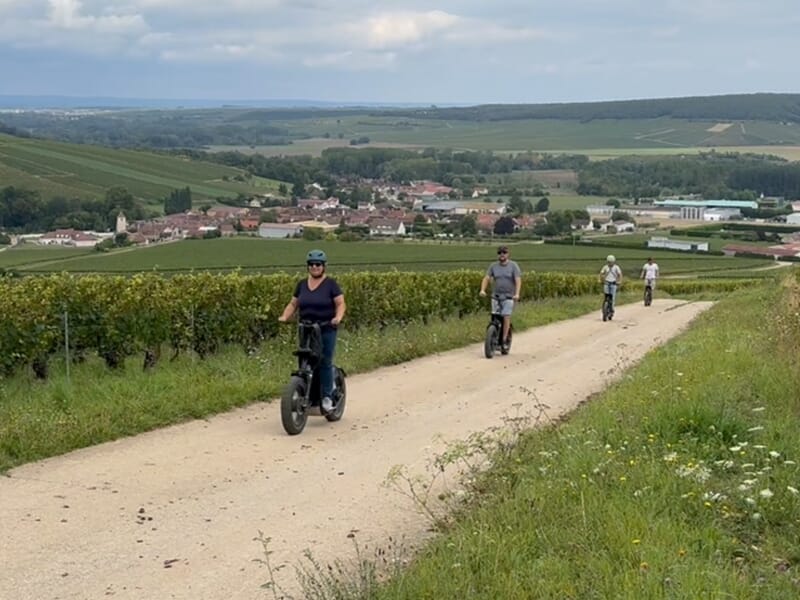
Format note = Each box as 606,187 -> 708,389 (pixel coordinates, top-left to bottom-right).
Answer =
4,238 -> 771,275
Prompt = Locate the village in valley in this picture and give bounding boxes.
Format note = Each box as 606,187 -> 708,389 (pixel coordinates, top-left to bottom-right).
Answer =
11,176 -> 800,262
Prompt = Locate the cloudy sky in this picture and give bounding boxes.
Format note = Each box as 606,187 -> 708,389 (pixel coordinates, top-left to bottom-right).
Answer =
0,0 -> 797,104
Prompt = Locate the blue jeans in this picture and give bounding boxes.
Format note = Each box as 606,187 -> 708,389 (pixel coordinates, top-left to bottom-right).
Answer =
604,282 -> 618,310
319,327 -> 337,399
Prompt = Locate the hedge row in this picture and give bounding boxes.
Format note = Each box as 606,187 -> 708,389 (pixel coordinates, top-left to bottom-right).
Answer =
0,270 -> 599,378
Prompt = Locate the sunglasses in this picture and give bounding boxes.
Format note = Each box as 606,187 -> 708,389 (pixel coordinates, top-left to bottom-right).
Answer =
498,251 -> 508,255
307,262 -> 324,267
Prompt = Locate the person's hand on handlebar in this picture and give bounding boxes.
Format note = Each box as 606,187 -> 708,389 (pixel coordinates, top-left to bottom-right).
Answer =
479,290 -> 487,297
330,317 -> 341,326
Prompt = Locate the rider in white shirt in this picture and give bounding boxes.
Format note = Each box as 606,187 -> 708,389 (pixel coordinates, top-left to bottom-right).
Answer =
640,257 -> 659,289
599,254 -> 623,311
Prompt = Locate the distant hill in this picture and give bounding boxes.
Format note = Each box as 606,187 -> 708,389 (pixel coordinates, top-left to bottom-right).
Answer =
0,133 -> 287,203
0,95 -> 440,110
2,93 -> 800,153
372,93 -> 800,123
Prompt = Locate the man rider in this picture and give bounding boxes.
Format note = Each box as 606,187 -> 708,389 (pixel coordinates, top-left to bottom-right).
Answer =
480,245 -> 522,351
599,254 -> 623,315
640,257 -> 659,297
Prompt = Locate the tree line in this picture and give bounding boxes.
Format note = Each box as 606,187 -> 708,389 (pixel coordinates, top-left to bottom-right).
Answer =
1,186 -> 150,233
372,93 -> 800,122
176,147 -> 588,191
576,152 -> 800,200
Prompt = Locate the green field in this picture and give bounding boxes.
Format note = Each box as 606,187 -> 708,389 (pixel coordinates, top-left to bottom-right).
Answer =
592,232 -> 783,253
0,134 -> 288,203
0,245 -> 92,268
2,238 -> 772,276
209,117 -> 800,155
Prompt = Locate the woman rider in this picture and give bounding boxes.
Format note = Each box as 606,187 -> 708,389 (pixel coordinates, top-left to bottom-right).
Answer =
278,249 -> 346,414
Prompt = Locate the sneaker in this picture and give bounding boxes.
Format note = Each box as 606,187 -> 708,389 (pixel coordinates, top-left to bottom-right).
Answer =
321,396 -> 333,414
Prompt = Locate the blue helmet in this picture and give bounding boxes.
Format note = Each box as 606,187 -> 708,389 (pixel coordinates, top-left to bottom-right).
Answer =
306,249 -> 327,264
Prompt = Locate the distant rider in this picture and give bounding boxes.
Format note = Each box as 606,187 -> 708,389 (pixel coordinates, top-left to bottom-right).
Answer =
480,245 -> 522,351
278,249 -> 346,414
599,254 -> 623,315
640,257 -> 659,300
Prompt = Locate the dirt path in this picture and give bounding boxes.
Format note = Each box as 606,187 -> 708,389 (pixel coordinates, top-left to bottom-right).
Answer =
0,299 -> 712,600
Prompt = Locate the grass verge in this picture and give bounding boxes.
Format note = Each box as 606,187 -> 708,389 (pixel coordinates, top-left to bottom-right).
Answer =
359,280 -> 800,599
0,292 -> 636,473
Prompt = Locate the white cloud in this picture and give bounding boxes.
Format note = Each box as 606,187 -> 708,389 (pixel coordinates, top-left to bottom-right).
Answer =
48,0 -> 147,32
355,10 -> 460,49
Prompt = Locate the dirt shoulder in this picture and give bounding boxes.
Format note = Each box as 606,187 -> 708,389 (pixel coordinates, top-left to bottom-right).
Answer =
0,299 -> 712,600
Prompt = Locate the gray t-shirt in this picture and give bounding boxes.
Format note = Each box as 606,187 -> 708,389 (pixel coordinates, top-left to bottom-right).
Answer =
486,260 -> 521,298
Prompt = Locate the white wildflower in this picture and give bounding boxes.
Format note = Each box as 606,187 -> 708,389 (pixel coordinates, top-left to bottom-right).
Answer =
729,446 -> 742,452
752,512 -> 762,520
745,497 -> 757,506
787,486 -> 799,495
741,463 -> 755,469
759,489 -> 774,499
748,426 -> 764,433
751,407 -> 766,412
769,451 -> 781,459
753,445 -> 767,450
785,460 -> 796,466
663,452 -> 678,463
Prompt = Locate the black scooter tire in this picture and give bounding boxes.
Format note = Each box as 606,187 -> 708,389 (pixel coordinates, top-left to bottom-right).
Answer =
325,368 -> 347,422
484,323 -> 497,358
281,376 -> 308,435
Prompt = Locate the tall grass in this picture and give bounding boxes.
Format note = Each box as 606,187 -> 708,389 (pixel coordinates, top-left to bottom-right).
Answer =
364,282 -> 800,598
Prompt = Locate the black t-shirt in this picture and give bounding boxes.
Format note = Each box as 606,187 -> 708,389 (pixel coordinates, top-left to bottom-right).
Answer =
293,277 -> 343,324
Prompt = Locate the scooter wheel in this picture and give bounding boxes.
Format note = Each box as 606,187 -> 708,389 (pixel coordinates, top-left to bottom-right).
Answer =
281,376 -> 308,435
325,368 -> 347,422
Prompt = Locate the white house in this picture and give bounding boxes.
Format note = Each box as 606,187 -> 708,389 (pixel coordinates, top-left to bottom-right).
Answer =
369,219 -> 406,236
258,223 -> 304,239
297,197 -> 340,210
647,236 -> 709,252
39,229 -> 100,248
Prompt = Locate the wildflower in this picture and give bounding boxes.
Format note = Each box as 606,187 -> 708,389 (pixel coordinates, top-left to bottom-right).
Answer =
678,548 -> 687,557
752,512 -> 762,520
704,501 -> 712,508
748,426 -> 764,433
759,489 -> 774,499
619,476 -> 627,482
663,452 -> 678,462
632,539 -> 641,545
753,445 -> 767,450
729,446 -> 742,452
787,486 -> 799,495
785,460 -> 797,466
741,463 -> 755,469
769,451 -> 781,459
752,407 -> 766,412
676,371 -> 684,377
745,497 -> 757,506
640,561 -> 649,571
